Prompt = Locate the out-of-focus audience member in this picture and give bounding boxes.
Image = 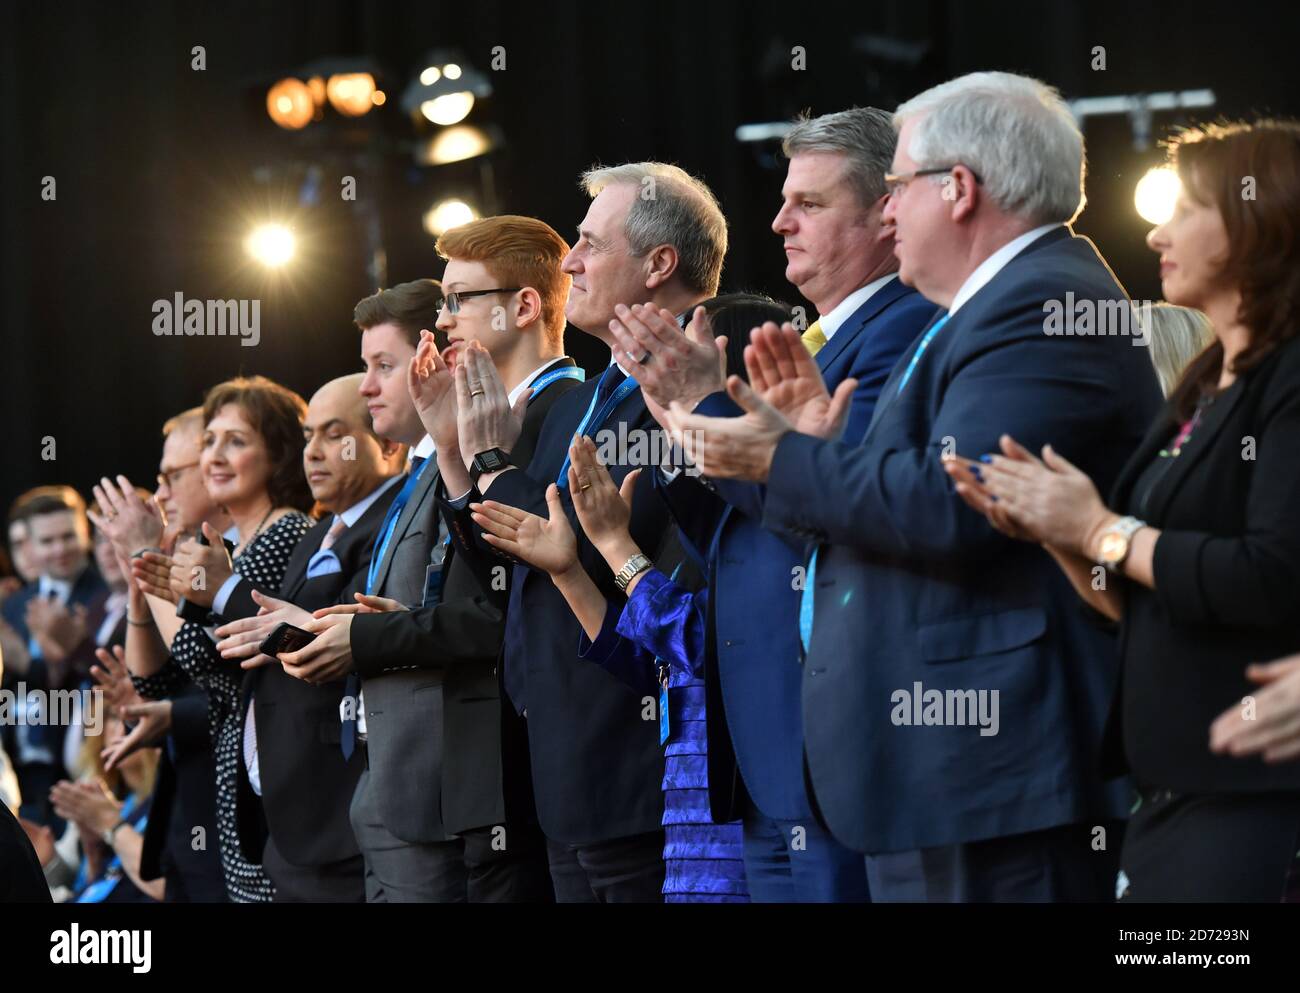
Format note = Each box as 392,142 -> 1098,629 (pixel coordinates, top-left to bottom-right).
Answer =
1144,302 -> 1216,397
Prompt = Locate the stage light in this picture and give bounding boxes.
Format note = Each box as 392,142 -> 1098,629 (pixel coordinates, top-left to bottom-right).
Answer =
1135,166 -> 1180,225
443,63 -> 462,80
326,72 -> 376,117
423,199 -> 478,237
372,90 -> 386,107
246,224 -> 296,267
422,124 -> 494,164
420,92 -> 475,126
266,78 -> 314,130
419,66 -> 441,86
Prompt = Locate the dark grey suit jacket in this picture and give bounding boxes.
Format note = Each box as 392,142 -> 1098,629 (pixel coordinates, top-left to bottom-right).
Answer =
356,452 -> 451,844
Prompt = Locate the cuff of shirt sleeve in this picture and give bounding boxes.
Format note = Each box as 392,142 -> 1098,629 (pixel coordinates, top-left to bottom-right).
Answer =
578,598 -> 631,664
212,573 -> 242,616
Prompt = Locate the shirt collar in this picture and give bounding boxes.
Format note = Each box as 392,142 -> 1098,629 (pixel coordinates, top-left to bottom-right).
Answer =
337,473 -> 405,529
818,273 -> 899,340
509,356 -> 570,408
410,434 -> 436,463
221,524 -> 240,545
38,576 -> 73,603
949,223 -> 1061,316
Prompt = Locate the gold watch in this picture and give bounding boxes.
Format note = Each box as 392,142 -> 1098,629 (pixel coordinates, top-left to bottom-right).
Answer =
1096,516 -> 1146,572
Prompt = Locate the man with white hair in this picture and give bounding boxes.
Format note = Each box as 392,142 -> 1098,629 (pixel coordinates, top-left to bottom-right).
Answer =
450,162 -> 727,901
666,72 -> 1163,900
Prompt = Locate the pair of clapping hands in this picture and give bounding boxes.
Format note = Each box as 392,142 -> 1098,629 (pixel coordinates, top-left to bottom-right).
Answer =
472,436 -> 639,581
88,475 -> 230,608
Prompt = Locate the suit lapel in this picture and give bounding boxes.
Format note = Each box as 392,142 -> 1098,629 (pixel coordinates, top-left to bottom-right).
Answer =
371,461 -> 441,595
282,517 -> 331,600
814,277 -> 911,376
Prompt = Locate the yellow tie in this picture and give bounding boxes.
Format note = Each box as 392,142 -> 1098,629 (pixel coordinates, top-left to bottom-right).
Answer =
801,319 -> 826,357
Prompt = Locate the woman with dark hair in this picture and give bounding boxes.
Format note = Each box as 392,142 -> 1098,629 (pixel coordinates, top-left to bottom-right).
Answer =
471,294 -> 788,902
113,375 -> 314,902
946,120 -> 1300,901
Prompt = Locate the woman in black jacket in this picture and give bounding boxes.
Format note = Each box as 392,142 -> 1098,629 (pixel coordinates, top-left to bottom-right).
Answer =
946,119 -> 1300,901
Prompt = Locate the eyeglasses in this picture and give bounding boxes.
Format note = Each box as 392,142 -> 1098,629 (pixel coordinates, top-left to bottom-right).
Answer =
157,462 -> 199,489
883,165 -> 984,197
441,287 -> 522,316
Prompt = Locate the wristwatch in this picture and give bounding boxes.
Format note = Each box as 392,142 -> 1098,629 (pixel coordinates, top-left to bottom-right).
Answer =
614,553 -> 653,592
1095,515 -> 1146,572
101,819 -> 129,847
470,447 -> 512,483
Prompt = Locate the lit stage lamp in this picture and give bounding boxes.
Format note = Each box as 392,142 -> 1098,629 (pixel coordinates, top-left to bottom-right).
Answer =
326,72 -> 377,117
1135,166 -> 1180,225
417,124 -> 497,165
267,78 -> 314,130
423,199 -> 478,237
402,51 -> 493,127
246,224 -> 296,267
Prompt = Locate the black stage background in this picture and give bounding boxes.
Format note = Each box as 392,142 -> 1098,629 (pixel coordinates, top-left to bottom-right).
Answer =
3,0 -> 1299,513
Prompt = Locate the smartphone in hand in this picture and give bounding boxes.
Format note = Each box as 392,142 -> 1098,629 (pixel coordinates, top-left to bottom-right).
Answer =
258,622 -> 316,657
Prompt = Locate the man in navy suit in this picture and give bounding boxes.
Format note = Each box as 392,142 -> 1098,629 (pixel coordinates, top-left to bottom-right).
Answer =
627,108 -> 936,901
668,72 -> 1162,901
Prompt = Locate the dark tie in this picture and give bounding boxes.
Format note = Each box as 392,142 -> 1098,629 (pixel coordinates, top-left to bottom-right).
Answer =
341,455 -> 427,760
595,364 -> 627,408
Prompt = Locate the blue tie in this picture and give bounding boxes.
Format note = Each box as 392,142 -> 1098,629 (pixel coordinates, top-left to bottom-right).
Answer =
342,455 -> 426,760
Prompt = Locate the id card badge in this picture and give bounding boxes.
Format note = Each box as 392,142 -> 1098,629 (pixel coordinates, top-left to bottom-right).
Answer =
422,563 -> 442,608
658,664 -> 671,746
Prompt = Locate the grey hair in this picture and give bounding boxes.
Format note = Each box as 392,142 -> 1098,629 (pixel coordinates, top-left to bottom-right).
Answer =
782,106 -> 897,206
894,72 -> 1086,225
1142,303 -> 1216,397
580,162 -> 728,296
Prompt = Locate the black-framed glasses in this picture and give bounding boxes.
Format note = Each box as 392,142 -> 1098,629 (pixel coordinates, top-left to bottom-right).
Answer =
441,287 -> 522,316
883,165 -> 984,197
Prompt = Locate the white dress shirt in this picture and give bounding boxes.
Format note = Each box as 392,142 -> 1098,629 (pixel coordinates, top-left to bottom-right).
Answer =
817,273 -> 899,340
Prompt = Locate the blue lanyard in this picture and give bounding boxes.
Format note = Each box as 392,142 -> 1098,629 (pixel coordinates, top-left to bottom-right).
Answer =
556,367 -> 639,487
76,795 -> 147,903
529,365 -> 585,397
895,312 -> 951,394
366,455 -> 433,595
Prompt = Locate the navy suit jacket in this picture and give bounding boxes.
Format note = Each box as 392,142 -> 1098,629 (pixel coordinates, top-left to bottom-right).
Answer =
661,278 -> 936,821
763,227 -> 1162,853
481,370 -> 684,845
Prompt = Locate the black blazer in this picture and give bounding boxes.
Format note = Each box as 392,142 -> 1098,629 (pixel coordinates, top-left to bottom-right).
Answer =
140,680 -> 226,901
467,367 -> 688,845
350,360 -> 582,837
228,480 -> 399,866
1105,333 -> 1300,793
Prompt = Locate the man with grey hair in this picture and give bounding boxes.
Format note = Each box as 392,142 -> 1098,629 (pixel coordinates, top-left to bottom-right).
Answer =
448,161 -> 727,901
612,108 -> 936,902
663,72 -> 1162,901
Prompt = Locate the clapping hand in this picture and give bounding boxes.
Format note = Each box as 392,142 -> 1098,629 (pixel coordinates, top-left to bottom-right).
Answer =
214,590 -> 315,670
472,484 -> 578,578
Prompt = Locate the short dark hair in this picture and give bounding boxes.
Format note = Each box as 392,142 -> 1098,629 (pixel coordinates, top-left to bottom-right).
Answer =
353,279 -> 444,348
201,376 -> 314,513
701,292 -> 794,384
8,486 -> 87,527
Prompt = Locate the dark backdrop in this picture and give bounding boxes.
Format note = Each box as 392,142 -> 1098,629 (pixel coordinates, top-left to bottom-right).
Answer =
3,0 -> 1298,517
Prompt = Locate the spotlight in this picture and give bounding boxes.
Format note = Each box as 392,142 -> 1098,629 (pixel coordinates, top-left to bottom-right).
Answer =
326,72 -> 376,117
423,199 -> 478,237
420,92 -> 475,126
418,124 -> 497,165
1134,166 -> 1180,225
246,224 -> 296,267
402,50 -> 493,127
266,78 -> 314,130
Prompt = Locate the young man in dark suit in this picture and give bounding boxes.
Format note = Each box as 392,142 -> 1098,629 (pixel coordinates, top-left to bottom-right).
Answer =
209,373 -> 405,901
628,108 -> 937,902
669,72 -> 1162,902
448,167 -> 728,902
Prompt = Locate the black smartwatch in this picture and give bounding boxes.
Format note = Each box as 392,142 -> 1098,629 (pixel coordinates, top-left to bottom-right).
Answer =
470,447 -> 512,483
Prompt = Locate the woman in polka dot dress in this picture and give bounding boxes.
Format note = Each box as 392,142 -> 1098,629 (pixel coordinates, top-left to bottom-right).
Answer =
126,377 -> 316,902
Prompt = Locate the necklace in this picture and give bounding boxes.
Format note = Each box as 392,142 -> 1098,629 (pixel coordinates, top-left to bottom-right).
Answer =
237,506 -> 275,556
1159,394 -> 1214,458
